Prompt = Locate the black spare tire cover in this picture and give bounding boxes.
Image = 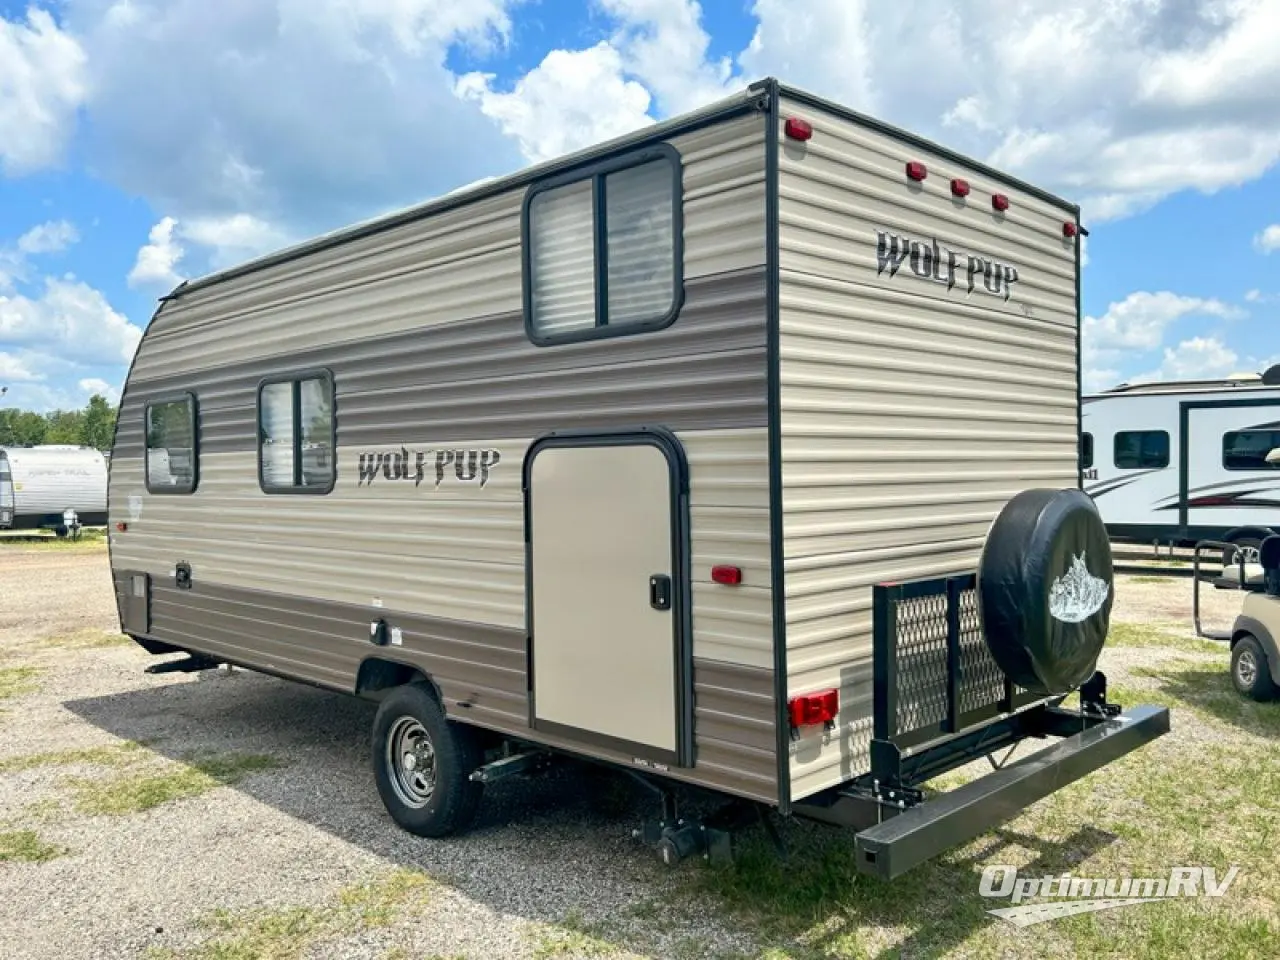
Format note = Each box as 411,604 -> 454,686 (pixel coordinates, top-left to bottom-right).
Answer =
978,488 -> 1114,696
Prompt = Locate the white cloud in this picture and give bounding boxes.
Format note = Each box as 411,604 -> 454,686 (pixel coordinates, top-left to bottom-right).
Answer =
0,351 -> 43,383
70,0 -> 525,241
0,9 -> 88,175
77,377 -> 119,403
127,217 -> 185,289
1246,289 -> 1262,302
17,220 -> 79,255
1256,224 -> 1280,254
0,277 -> 143,365
1151,336 -> 1240,381
457,44 -> 655,163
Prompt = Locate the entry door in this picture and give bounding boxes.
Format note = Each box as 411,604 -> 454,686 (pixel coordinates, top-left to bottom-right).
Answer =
527,434 -> 689,766
1184,400 -> 1280,531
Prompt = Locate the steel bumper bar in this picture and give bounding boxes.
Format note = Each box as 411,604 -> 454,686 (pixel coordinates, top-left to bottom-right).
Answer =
853,703 -> 1170,880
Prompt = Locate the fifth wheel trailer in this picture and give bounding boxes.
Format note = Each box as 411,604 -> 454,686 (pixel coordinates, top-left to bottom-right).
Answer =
0,445 -> 108,533
1083,371 -> 1280,562
108,78 -> 1167,879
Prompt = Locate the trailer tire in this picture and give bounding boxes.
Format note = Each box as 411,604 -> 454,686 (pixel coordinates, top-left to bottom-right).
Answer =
978,488 -> 1114,696
1222,530 -> 1269,568
1230,635 -> 1278,702
372,684 -> 484,838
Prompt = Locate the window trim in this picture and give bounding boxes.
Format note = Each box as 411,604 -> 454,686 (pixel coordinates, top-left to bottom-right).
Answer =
256,368 -> 337,495
521,143 -> 685,347
1114,429 -> 1170,470
144,392 -> 200,495
1222,429 -> 1280,472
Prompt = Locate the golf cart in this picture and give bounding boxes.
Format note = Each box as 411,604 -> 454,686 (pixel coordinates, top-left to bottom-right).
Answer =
1193,533 -> 1280,701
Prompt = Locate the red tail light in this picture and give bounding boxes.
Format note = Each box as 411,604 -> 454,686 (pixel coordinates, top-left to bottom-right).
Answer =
784,117 -> 813,142
992,193 -> 1010,212
789,689 -> 839,729
711,565 -> 743,585
1063,221 -> 1079,238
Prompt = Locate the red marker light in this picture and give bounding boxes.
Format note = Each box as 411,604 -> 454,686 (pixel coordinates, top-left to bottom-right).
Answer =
784,117 -> 813,142
711,565 -> 743,585
115,522 -> 127,533
992,193 -> 1010,212
950,178 -> 971,198
906,161 -> 927,182
1063,221 -> 1079,238
788,689 -> 839,729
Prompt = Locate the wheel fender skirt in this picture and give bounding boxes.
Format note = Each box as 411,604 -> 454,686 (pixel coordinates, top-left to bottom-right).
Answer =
853,704 -> 1170,881
1236,616 -> 1280,685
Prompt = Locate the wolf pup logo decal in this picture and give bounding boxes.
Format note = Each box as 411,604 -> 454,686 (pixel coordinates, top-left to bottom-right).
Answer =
356,448 -> 501,489
876,229 -> 1020,302
1048,553 -> 1110,623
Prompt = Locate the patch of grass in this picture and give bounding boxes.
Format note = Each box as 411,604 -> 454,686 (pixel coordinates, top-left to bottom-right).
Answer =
1125,659 -> 1280,738
0,665 -> 41,699
529,910 -> 618,959
71,752 -> 285,816
0,828 -> 66,863
0,740 -> 147,774
151,869 -> 434,960
35,628 -> 132,650
1128,575 -> 1171,584
0,529 -> 108,549
1105,621 -> 1228,655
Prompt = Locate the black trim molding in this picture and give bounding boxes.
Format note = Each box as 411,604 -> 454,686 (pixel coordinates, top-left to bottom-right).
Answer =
256,368 -> 337,495
521,144 -> 686,347
143,391 -> 200,495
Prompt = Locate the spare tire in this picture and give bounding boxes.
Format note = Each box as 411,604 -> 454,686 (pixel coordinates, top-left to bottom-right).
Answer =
978,488 -> 1114,695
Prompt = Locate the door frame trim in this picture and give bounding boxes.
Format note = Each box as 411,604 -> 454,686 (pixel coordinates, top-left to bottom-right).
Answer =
522,426 -> 694,768
1179,397 -> 1280,529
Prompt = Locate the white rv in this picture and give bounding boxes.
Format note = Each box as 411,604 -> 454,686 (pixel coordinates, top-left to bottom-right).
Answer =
108,79 -> 1166,878
0,445 -> 109,533
1083,370 -> 1280,561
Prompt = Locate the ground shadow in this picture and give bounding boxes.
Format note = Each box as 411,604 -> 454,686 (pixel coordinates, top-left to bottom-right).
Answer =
64,669 -> 1122,957
1136,665 -> 1280,739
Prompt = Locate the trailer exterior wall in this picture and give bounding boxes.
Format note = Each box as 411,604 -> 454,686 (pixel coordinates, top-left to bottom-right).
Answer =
773,95 -> 1081,800
109,108 -> 780,802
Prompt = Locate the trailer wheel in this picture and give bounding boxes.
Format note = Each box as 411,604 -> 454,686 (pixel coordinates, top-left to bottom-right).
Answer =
372,684 -> 484,837
1230,635 -> 1278,702
1223,537 -> 1264,568
978,488 -> 1114,696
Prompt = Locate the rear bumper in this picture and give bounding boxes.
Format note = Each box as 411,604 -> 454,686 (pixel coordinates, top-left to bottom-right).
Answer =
852,704 -> 1169,880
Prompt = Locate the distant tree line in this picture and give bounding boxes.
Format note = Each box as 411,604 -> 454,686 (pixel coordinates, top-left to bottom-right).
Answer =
0,395 -> 118,451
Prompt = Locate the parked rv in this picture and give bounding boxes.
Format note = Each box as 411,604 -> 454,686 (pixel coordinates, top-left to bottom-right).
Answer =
108,78 -> 1167,879
1083,370 -> 1280,563
0,445 -> 108,534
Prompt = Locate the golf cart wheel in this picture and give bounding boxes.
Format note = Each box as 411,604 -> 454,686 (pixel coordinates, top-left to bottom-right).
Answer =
372,683 -> 484,837
1231,635 -> 1278,702
1223,537 -> 1263,569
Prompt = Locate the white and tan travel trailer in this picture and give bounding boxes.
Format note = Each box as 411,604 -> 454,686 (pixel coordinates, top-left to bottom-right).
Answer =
108,79 -> 1166,878
0,445 -> 108,533
1083,371 -> 1280,561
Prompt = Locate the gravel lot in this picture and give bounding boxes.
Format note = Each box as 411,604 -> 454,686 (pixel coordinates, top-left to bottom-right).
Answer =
0,542 -> 1264,959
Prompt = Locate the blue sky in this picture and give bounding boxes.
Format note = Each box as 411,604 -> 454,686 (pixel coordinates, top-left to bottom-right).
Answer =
2,0 -> 1278,411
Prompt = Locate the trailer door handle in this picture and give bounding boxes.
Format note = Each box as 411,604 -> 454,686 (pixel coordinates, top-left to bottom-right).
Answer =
649,575 -> 672,611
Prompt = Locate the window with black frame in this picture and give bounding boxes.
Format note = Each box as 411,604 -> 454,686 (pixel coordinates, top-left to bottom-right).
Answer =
145,395 -> 198,494
1223,429 -> 1280,471
1082,432 -> 1094,469
1114,430 -> 1170,470
258,372 -> 335,493
524,146 -> 682,344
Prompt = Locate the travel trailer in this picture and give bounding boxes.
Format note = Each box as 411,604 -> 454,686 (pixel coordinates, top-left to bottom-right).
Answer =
0,445 -> 108,533
108,78 -> 1166,879
1083,370 -> 1280,562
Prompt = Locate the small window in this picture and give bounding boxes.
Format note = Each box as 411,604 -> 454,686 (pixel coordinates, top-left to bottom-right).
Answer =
258,372 -> 335,494
145,394 -> 198,494
524,146 -> 682,344
1114,430 -> 1169,470
1223,429 -> 1280,471
1081,432 -> 1094,470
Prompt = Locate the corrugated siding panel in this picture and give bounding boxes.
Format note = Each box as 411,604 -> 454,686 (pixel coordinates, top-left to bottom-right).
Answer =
129,114 -> 767,384
776,99 -> 1079,800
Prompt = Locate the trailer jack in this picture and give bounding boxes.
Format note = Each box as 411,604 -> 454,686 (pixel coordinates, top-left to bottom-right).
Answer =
627,773 -> 783,867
